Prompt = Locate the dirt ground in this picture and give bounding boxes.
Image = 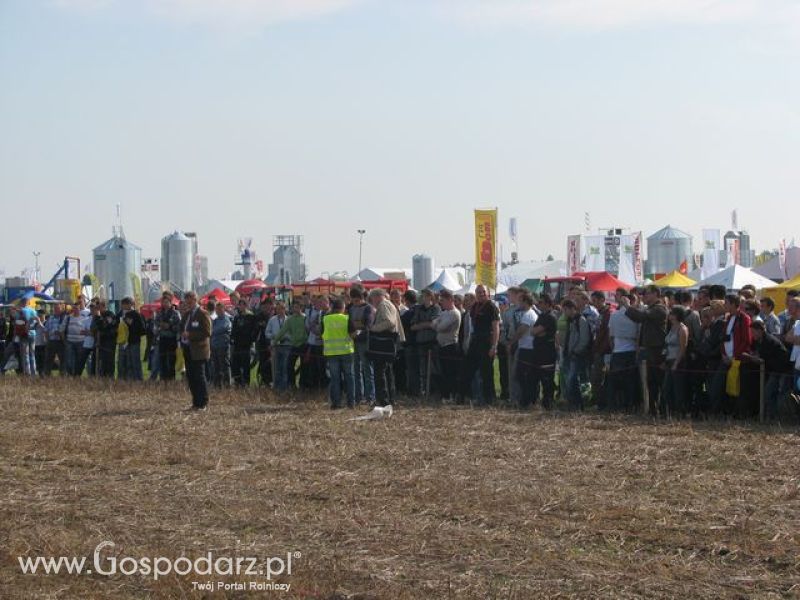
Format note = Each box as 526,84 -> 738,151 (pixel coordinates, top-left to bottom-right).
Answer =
1,378 -> 798,599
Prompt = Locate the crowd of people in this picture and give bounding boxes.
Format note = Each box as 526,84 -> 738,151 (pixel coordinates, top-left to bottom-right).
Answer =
1,282 -> 799,420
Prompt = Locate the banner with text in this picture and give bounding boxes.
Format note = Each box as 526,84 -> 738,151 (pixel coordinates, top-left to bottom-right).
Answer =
474,209 -> 498,289
567,235 -> 581,275
584,236 -> 605,272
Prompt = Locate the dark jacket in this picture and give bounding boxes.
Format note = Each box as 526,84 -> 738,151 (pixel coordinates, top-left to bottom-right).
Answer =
180,307 -> 212,361
231,311 -> 258,349
624,302 -> 667,350
92,310 -> 119,347
119,309 -> 146,344
752,333 -> 792,375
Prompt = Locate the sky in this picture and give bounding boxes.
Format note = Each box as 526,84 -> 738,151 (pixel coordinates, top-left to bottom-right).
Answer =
1,0 -> 799,282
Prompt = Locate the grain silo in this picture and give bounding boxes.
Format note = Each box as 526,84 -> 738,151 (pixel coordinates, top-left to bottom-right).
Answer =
161,231 -> 193,293
646,225 -> 692,275
412,254 -> 434,290
93,227 -> 142,303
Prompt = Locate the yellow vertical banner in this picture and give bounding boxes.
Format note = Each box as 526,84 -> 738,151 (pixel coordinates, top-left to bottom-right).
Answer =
474,208 -> 498,289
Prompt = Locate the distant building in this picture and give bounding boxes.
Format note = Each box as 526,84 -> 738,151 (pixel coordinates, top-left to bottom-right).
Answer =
267,235 -> 307,285
645,225 -> 693,275
93,227 -> 142,303
161,231 -> 194,293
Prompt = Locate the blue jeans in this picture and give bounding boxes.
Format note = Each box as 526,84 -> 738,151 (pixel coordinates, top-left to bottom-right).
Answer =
354,342 -> 375,402
274,345 -> 291,391
327,354 -> 355,408
123,343 -> 143,381
19,338 -> 37,376
565,354 -> 588,410
605,351 -> 638,411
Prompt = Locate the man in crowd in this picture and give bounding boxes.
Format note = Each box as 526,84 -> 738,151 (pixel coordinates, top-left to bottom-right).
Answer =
275,301 -> 308,391
432,290 -> 461,402
368,288 -> 404,407
155,292 -> 181,381
621,285 -> 668,415
562,299 -> 592,410
399,290 -> 419,397
180,290 -> 211,410
606,291 -> 640,412
91,299 -> 119,378
254,299 -> 274,388
529,294 -> 558,409
743,320 -> 791,420
510,290 -> 539,409
321,297 -> 356,409
458,285 -> 500,406
411,289 -> 441,398
348,287 -> 375,405
589,290 -> 613,409
43,302 -> 67,376
210,302 -> 232,388
118,297 -> 146,381
760,297 -> 782,336
722,293 -> 754,417
231,298 -> 257,388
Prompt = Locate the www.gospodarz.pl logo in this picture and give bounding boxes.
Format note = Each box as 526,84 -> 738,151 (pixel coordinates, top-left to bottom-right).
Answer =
18,540 -> 299,591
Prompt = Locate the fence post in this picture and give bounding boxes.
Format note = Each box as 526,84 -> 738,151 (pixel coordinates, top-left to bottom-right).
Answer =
640,359 -> 649,416
759,361 -> 765,423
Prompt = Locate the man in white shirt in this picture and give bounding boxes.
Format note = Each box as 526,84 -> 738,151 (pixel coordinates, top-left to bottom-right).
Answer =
511,291 -> 540,409
606,291 -> 640,411
432,290 -> 461,402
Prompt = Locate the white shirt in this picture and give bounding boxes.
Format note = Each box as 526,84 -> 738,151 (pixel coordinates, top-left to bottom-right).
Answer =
791,320 -> 800,368
265,314 -> 286,341
516,308 -> 538,350
609,307 -> 639,353
724,316 -> 736,358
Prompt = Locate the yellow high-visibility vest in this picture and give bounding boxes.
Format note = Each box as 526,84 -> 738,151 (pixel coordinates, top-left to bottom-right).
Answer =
322,313 -> 354,357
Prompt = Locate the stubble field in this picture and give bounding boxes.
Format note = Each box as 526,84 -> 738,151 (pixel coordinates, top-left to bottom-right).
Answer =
1,378 -> 798,599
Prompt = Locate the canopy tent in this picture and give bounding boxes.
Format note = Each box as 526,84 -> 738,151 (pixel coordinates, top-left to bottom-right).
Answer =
200,287 -> 232,307
654,270 -> 697,288
690,264 -> 776,291
573,272 -> 634,292
234,279 -> 267,296
498,260 -> 567,287
762,272 -> 800,312
426,269 -> 461,292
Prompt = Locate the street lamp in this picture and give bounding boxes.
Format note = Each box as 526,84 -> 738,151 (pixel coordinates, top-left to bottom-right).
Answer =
357,229 -> 366,275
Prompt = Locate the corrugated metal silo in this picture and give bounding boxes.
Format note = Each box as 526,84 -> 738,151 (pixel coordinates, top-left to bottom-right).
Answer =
93,228 -> 142,302
646,225 -> 692,275
412,254 -> 434,290
162,231 -> 193,293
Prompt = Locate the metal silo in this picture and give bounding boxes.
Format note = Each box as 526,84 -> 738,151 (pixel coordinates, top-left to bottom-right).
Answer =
412,254 -> 434,290
92,227 -> 142,303
646,225 -> 692,275
162,231 -> 193,293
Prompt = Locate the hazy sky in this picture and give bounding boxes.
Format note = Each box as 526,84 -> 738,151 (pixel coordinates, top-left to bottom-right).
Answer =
1,0 -> 799,282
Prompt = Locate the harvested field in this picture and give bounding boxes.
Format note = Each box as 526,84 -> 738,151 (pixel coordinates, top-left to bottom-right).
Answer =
1,378 -> 799,599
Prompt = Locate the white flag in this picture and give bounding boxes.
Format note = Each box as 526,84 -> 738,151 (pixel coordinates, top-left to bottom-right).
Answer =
584,236 -> 605,272
701,229 -> 720,280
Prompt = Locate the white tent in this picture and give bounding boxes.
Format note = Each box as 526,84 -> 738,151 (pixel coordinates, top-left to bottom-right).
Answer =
455,281 -> 509,295
691,265 -> 777,290
352,267 -> 412,282
426,269 -> 461,292
498,260 -> 567,287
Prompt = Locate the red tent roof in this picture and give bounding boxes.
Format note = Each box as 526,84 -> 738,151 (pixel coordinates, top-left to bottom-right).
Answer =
200,287 -> 231,306
573,271 -> 634,292
235,279 -> 267,295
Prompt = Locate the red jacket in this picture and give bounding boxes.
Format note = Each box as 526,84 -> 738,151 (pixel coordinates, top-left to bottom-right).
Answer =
724,310 -> 752,359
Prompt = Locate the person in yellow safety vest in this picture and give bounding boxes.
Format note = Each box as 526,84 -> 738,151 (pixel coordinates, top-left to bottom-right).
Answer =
321,297 -> 357,409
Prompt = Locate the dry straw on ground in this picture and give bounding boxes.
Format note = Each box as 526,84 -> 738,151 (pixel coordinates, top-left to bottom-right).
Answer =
1,378 -> 798,599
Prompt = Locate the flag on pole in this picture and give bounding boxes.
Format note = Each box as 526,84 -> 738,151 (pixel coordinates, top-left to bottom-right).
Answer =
474,209 -> 498,289
778,239 -> 787,279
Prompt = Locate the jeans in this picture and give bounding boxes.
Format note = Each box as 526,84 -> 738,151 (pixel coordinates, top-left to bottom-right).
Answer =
765,372 -> 790,420
327,354 -> 355,408
564,354 -> 588,410
516,348 -> 555,409
231,347 -> 251,387
96,344 -> 116,378
605,351 -> 638,412
354,342 -> 375,403
273,345 -> 291,391
372,357 -> 394,406
211,345 -> 231,387
19,338 -> 37,376
123,343 -> 143,381
417,342 -> 435,397
117,345 -> 128,380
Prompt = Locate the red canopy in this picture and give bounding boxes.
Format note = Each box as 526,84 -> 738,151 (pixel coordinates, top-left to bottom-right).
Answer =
200,287 -> 231,306
235,279 -> 267,296
574,272 -> 634,292
140,296 -> 179,319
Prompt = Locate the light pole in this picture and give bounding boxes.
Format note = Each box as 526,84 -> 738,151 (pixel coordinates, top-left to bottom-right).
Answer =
32,251 -> 41,284
357,229 -> 366,275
